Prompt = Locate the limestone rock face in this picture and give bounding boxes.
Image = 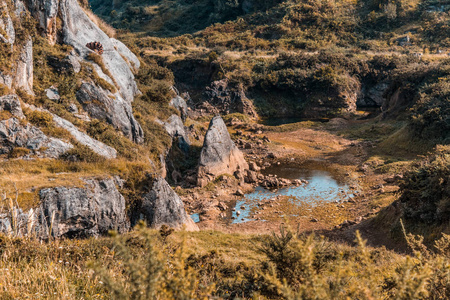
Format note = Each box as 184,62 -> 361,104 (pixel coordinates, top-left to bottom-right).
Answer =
110,38 -> 140,72
51,113 -> 118,159
38,178 -> 130,238
24,104 -> 118,158
204,79 -> 258,118
27,0 -> 59,44
197,116 -> 248,186
0,118 -> 73,158
140,177 -> 198,231
158,115 -> 190,153
59,0 -> 139,102
0,1 -> 15,44
76,82 -> 144,143
0,73 -> 13,89
13,37 -> 34,95
170,95 -> 188,121
0,94 -> 24,118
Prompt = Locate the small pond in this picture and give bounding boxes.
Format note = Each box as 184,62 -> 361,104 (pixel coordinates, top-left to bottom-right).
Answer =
231,163 -> 356,224
190,213 -> 200,223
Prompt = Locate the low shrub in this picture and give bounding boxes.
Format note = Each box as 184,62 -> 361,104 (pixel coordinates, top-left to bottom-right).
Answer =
8,147 -> 31,159
399,145 -> 450,224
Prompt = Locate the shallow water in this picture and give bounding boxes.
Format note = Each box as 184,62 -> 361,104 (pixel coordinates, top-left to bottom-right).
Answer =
190,213 -> 200,223
231,164 -> 355,224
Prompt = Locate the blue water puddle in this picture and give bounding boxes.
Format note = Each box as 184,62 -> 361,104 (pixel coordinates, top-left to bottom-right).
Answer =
231,168 -> 355,224
190,213 -> 200,223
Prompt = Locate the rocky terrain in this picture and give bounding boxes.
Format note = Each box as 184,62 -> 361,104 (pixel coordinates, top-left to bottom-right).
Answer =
0,0 -> 448,298
0,0 -> 197,237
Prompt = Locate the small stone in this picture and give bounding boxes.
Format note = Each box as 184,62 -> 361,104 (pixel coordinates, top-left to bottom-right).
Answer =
45,86 -> 60,101
68,103 -> 79,113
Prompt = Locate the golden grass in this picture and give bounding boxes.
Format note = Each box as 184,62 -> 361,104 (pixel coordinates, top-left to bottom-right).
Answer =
83,7 -> 116,38
4,226 -> 448,299
0,229 -> 265,299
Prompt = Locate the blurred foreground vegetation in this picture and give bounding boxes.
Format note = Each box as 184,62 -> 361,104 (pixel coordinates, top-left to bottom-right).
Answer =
1,222 -> 449,299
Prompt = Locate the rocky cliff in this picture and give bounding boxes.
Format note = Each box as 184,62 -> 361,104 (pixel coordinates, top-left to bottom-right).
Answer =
0,0 -> 195,238
0,0 -> 144,143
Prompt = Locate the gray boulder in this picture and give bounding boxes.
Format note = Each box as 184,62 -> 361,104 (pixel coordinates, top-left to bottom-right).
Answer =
158,114 -> 190,153
14,0 -> 27,16
197,116 -> 248,187
47,51 -> 81,74
45,87 -> 60,101
140,177 -> 198,231
13,37 -> 34,95
76,82 -> 144,143
170,95 -> 188,121
0,94 -> 24,118
38,178 -> 130,238
0,118 -> 73,158
59,0 -> 139,102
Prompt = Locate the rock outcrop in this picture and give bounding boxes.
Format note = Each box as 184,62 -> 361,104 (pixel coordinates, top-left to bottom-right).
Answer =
0,1 -> 15,45
59,0 -> 139,102
27,0 -> 59,44
0,72 -> 13,89
110,38 -> 140,72
38,178 -> 129,238
52,113 -> 118,159
47,50 -> 81,74
359,82 -> 389,107
13,37 -> 34,95
139,177 -> 198,231
203,79 -> 258,118
24,104 -> 118,158
76,82 -> 144,143
20,0 -> 144,142
0,118 -> 73,158
0,94 -> 24,118
158,114 -> 190,153
170,95 -> 188,121
197,116 -> 248,187
0,207 -> 34,237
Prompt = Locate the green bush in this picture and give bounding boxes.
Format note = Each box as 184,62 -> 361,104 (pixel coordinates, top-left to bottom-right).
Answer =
399,145 -> 450,224
60,143 -> 106,163
26,111 -> 54,128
